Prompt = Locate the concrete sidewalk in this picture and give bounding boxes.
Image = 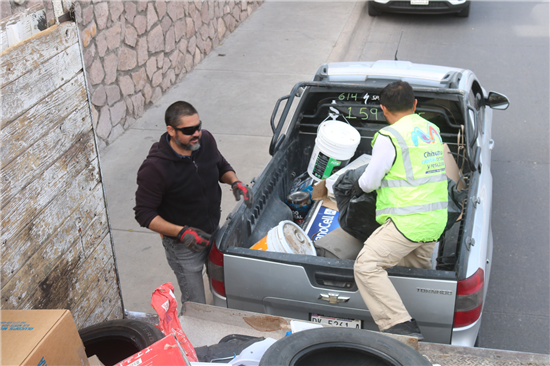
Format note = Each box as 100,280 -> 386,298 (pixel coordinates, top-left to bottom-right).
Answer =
100,1 -> 363,314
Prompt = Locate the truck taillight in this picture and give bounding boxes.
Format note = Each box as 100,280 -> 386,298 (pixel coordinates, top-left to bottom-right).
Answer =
208,243 -> 225,297
454,268 -> 484,328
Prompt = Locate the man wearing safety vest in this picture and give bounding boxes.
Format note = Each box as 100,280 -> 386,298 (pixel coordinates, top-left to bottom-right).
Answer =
353,81 -> 448,340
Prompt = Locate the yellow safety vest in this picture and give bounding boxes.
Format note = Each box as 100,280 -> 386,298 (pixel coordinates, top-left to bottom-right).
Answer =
374,114 -> 448,242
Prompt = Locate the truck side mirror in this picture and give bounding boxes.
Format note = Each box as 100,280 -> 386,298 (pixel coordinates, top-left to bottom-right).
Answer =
485,91 -> 510,110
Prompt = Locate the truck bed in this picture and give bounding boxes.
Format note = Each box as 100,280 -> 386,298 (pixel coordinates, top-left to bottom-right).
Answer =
211,81 -> 485,345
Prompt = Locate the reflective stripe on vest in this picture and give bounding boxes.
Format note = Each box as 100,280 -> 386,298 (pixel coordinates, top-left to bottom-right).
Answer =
380,126 -> 447,189
376,201 -> 448,217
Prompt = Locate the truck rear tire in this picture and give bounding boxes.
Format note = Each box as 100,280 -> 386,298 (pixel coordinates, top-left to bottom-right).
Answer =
79,319 -> 164,366
259,327 -> 431,366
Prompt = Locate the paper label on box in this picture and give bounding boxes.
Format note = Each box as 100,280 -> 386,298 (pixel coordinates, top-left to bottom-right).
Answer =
1,321 -> 34,330
127,359 -> 142,366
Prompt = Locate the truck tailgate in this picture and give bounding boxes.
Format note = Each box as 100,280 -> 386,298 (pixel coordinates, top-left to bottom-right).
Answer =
224,252 -> 457,343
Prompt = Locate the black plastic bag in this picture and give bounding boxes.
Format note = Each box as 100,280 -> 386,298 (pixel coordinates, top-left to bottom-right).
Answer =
195,334 -> 265,363
334,166 -> 467,242
333,165 -> 380,242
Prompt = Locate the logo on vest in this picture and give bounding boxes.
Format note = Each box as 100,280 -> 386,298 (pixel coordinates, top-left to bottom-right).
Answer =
411,124 -> 442,147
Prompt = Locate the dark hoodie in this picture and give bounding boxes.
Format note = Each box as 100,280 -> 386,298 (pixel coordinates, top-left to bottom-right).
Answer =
134,130 -> 234,234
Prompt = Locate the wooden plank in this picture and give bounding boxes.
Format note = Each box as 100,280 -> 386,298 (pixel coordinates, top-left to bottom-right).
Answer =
72,258 -> 115,324
80,265 -> 122,327
34,230 -> 113,311
4,228 -> 112,313
1,180 -> 105,285
0,5 -> 44,30
1,73 -> 87,165
105,301 -> 125,322
75,259 -> 120,326
1,185 -> 109,310
0,4 -> 47,53
1,130 -> 98,246
1,22 -> 75,86
1,103 -> 92,207
0,7 -> 122,323
0,41 -> 82,124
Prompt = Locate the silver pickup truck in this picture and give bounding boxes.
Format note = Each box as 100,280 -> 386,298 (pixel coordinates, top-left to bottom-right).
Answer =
207,61 -> 510,346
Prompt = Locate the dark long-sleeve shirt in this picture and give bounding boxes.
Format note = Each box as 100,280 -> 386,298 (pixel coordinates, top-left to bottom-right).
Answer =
134,130 -> 234,234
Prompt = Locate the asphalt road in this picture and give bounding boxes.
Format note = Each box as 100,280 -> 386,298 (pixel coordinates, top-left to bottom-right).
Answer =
343,1 -> 549,354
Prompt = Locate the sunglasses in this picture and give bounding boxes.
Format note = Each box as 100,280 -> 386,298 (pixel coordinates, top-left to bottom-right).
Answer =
173,121 -> 202,135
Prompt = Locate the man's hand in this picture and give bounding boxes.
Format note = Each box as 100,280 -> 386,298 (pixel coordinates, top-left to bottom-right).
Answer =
352,180 -> 364,197
231,181 -> 254,208
177,226 -> 211,252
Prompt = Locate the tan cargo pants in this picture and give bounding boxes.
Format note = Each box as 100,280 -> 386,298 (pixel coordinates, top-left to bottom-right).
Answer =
354,219 -> 436,331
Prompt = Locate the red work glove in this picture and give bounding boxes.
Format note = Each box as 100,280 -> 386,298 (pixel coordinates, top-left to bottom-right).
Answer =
177,226 -> 211,252
231,181 -> 254,208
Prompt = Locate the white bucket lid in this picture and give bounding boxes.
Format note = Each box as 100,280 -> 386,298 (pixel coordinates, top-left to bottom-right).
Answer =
318,121 -> 361,148
275,221 -> 316,256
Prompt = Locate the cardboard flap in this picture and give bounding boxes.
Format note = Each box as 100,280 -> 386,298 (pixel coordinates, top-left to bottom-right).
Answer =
311,180 -> 338,211
443,143 -> 465,191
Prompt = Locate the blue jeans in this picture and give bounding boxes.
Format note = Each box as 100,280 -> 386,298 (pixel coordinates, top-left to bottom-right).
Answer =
162,236 -> 209,311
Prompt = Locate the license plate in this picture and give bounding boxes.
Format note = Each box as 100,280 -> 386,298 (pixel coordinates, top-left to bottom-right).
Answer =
310,314 -> 362,329
411,0 -> 429,5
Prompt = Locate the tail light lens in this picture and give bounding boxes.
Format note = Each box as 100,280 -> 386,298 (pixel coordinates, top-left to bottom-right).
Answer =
454,268 -> 484,328
207,243 -> 225,297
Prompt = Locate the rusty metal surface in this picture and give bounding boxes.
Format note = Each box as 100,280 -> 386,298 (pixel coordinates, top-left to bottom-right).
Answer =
419,343 -> 550,366
242,314 -> 289,332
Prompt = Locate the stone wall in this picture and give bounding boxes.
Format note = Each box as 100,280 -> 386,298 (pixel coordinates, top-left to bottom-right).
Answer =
1,0 -> 262,149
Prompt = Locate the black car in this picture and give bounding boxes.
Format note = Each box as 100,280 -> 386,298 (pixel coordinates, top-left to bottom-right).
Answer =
368,0 -> 471,17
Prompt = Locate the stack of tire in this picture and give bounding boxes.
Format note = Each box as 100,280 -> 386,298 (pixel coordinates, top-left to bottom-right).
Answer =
259,327 -> 431,366
79,320 -> 432,366
78,319 -> 164,366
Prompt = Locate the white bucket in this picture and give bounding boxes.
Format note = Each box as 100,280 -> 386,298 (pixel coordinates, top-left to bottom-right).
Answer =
307,120 -> 361,181
250,221 -> 316,256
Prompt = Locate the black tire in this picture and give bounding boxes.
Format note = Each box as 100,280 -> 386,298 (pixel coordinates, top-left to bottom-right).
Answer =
456,2 -> 470,17
79,319 -> 165,366
259,328 -> 431,366
368,1 -> 381,16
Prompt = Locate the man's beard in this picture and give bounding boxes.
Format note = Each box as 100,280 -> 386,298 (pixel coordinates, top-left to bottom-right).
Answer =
175,137 -> 200,151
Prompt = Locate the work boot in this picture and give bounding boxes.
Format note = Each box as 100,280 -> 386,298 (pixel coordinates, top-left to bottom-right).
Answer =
382,319 -> 424,341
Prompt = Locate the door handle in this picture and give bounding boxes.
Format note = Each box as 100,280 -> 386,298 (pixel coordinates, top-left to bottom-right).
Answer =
318,293 -> 350,304
488,139 -> 495,150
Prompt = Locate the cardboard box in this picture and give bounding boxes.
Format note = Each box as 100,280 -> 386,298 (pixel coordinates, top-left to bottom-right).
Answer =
1,310 -> 89,366
88,355 -> 105,366
303,200 -> 340,242
114,335 -> 190,366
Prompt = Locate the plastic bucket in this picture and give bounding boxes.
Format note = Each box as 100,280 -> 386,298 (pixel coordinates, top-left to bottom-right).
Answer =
307,120 -> 361,181
250,221 -> 316,256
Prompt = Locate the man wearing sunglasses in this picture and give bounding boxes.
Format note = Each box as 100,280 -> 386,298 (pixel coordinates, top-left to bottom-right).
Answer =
134,101 -> 253,309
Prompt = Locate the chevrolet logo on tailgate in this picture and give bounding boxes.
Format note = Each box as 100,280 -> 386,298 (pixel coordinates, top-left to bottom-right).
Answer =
319,293 -> 350,304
